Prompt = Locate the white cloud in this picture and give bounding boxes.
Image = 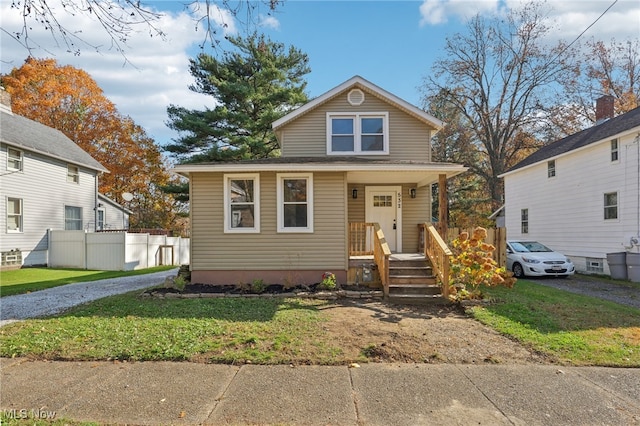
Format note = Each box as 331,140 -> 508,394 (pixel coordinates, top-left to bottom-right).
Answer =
420,0 -> 499,26
419,0 -> 640,43
259,14 -> 281,30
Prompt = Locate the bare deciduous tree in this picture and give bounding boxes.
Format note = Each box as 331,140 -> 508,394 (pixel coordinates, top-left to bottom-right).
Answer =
421,1 -> 575,208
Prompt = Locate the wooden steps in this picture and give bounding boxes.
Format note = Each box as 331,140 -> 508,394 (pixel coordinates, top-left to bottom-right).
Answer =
387,258 -> 447,305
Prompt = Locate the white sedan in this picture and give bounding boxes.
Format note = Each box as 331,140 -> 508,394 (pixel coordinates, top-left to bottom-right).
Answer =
506,241 -> 575,278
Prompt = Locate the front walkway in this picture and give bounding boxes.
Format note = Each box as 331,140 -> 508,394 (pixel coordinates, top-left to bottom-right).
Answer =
0,268 -> 177,327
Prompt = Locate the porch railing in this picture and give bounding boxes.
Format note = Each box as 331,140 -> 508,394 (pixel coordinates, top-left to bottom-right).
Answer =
419,223 -> 452,300
349,222 -> 391,297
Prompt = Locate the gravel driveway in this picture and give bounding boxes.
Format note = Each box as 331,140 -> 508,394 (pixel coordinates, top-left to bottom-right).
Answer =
0,268 -> 177,327
526,275 -> 640,309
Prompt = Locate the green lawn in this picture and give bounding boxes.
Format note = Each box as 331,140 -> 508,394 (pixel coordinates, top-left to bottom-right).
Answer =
1,277 -> 638,366
470,279 -> 640,366
0,266 -> 176,297
0,295 -> 347,365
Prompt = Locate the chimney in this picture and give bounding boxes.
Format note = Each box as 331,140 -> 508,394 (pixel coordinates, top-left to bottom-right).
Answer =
0,87 -> 12,114
595,95 -> 614,124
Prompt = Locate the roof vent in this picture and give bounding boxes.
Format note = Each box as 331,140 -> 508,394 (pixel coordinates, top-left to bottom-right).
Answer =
347,89 -> 365,106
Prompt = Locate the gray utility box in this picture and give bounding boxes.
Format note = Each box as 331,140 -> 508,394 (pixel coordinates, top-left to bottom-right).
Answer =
607,252 -> 627,280
627,253 -> 640,283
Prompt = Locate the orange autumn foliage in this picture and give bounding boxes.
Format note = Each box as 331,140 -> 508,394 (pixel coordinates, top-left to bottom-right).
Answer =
2,57 -> 184,233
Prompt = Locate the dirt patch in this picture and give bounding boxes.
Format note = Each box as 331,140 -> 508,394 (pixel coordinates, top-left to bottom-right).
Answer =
317,299 -> 553,365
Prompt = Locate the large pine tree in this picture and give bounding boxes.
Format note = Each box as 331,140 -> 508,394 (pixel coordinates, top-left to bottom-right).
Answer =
165,33 -> 310,164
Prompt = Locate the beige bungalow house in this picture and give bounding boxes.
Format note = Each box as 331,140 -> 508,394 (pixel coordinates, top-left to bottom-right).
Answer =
174,76 -> 466,299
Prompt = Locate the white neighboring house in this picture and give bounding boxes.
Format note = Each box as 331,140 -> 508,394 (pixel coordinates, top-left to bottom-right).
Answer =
96,193 -> 132,231
0,88 -> 109,267
500,96 -> 640,276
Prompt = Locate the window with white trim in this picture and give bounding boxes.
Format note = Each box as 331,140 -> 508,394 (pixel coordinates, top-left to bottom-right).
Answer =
547,160 -> 556,178
67,165 -> 79,183
65,206 -> 83,230
611,139 -> 619,162
327,112 -> 388,155
277,173 -> 313,232
521,208 -> 529,234
97,208 -> 105,231
224,174 -> 260,232
7,197 -> 22,232
604,192 -> 618,220
7,147 -> 23,171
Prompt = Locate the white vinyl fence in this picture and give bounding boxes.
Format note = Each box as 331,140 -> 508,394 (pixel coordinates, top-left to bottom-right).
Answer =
48,230 -> 189,271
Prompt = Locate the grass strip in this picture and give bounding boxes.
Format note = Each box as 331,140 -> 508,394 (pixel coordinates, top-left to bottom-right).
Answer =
0,295 -> 349,365
469,279 -> 640,366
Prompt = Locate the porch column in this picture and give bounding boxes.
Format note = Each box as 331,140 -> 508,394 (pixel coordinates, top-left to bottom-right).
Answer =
438,174 -> 448,238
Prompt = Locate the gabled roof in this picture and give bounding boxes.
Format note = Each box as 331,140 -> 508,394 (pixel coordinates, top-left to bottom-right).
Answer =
98,193 -> 133,214
272,75 -> 444,131
0,109 -> 108,173
504,106 -> 640,175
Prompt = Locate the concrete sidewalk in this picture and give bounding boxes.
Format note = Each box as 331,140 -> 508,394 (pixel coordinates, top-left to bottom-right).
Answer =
2,358 -> 639,425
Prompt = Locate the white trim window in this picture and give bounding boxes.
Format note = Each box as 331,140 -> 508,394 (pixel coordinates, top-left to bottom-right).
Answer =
521,208 -> 529,234
65,205 -> 83,230
7,197 -> 22,232
604,192 -> 618,220
611,139 -> 619,162
327,112 -> 389,155
97,208 -> 106,231
7,147 -> 23,171
67,165 -> 79,183
547,160 -> 556,178
224,174 -> 260,233
277,173 -> 313,233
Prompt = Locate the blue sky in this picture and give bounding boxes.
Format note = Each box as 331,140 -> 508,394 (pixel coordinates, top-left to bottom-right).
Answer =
2,1 -> 639,148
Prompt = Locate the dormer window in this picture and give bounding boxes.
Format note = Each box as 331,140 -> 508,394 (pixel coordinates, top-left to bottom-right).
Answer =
327,112 -> 388,155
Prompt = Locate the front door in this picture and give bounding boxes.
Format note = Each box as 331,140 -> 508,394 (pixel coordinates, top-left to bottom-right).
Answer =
365,186 -> 402,252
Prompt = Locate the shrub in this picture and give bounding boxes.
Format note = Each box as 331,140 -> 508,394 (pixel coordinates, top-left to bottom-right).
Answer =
172,275 -> 187,292
449,227 -> 516,301
251,278 -> 266,294
319,272 -> 337,290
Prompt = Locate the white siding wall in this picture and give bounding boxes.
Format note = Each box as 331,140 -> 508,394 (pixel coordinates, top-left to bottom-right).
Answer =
0,143 -> 99,266
504,133 -> 640,273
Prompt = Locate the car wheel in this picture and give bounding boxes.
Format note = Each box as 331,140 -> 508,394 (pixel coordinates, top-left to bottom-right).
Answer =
512,263 -> 525,278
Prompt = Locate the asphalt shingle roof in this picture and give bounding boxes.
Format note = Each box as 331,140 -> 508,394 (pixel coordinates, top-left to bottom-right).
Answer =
0,110 -> 108,173
507,106 -> 640,173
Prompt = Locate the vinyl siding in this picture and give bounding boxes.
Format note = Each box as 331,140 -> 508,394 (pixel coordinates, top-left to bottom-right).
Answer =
190,171 -> 347,272
280,90 -> 433,161
504,132 -> 640,267
0,143 -> 99,265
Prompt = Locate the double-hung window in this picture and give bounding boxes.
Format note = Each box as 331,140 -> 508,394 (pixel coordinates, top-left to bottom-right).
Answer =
67,165 -> 79,183
547,160 -> 556,178
277,173 -> 313,233
604,192 -> 618,220
224,174 -> 260,233
327,112 -> 388,155
65,206 -> 83,230
7,198 -> 22,232
7,148 -> 23,171
611,139 -> 619,162
521,209 -> 529,234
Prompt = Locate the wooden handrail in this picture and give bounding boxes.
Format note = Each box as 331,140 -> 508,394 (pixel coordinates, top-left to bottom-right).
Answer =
349,222 -> 391,297
419,223 -> 452,299
373,224 -> 391,297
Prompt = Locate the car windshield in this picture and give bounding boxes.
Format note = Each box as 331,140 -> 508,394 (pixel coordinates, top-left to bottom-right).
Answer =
510,241 -> 552,253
